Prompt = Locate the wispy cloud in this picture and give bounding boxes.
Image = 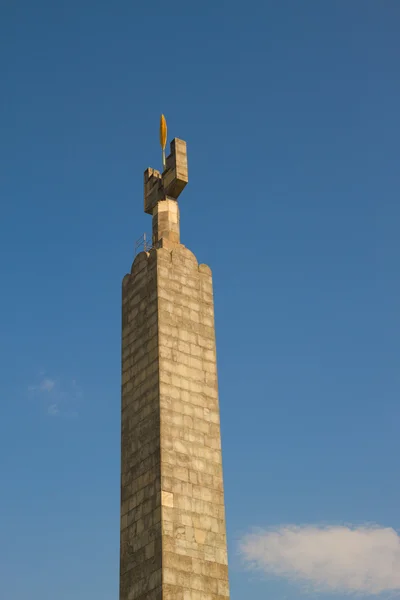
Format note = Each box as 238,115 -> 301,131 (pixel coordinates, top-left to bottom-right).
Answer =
47,403 -> 60,416
28,374 -> 82,417
39,378 -> 55,392
239,524 -> 400,595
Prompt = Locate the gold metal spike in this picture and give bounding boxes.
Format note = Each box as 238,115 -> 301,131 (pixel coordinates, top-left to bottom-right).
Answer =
160,114 -> 167,171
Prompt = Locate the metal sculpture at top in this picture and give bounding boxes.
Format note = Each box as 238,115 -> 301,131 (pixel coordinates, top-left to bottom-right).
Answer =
144,114 -> 188,215
160,114 -> 167,171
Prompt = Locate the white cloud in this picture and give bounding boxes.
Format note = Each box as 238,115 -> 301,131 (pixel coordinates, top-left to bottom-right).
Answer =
47,403 -> 60,416
39,378 -> 55,392
28,374 -> 81,417
28,377 -> 55,393
239,524 -> 400,595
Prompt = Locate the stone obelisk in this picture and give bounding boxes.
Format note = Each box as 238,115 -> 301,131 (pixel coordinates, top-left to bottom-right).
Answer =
120,117 -> 230,600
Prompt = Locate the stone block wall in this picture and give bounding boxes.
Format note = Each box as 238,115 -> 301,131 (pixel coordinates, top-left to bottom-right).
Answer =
120,245 -> 230,600
120,251 -> 162,600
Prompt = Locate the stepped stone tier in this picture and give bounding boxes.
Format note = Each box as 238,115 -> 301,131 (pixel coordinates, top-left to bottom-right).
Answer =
120,130 -> 230,600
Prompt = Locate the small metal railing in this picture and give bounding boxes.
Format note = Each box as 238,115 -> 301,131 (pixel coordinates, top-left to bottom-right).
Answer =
134,233 -> 153,256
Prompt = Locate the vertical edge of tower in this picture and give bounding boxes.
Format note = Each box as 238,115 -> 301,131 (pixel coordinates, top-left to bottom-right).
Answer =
120,250 -> 163,600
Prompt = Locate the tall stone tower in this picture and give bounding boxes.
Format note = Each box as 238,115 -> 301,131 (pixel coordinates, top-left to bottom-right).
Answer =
120,119 -> 230,600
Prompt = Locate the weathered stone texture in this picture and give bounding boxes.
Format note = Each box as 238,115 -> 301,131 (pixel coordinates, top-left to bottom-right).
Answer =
152,200 -> 180,246
120,245 -> 230,600
120,251 -> 162,600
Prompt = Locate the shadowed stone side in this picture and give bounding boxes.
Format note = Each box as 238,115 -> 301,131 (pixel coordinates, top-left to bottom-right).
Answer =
120,245 -> 230,600
120,251 -> 162,600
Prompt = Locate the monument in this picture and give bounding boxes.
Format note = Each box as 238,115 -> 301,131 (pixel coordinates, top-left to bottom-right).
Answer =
120,116 -> 230,600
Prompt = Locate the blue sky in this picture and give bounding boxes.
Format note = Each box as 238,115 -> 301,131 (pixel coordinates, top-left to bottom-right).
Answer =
1,1 -> 399,599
